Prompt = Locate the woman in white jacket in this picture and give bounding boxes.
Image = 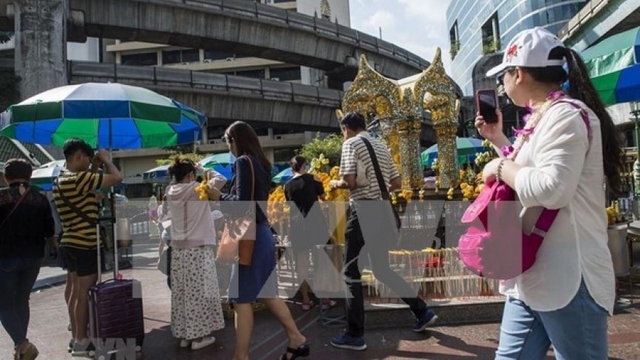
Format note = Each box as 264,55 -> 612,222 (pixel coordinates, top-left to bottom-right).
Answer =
477,27 -> 624,360
166,157 -> 227,351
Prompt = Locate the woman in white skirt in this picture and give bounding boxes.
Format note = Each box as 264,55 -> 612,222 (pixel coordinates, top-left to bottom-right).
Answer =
166,156 -> 227,351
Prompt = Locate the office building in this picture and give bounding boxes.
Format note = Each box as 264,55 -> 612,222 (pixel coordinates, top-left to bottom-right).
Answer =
447,0 -> 588,96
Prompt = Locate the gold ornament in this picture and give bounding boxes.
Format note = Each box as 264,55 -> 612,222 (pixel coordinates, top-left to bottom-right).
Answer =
339,49 -> 459,197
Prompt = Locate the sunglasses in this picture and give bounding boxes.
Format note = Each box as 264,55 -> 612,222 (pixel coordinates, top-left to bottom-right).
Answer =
496,67 -> 516,86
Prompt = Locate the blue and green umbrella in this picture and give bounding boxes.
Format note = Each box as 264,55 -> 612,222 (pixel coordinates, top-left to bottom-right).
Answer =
30,161 -> 65,191
582,26 -> 640,105
0,82 -> 206,149
421,137 -> 485,167
272,168 -> 295,184
143,164 -> 170,184
200,153 -> 235,180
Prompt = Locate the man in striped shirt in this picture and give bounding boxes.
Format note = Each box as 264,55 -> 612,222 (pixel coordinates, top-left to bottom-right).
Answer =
329,112 -> 438,351
53,139 -> 122,356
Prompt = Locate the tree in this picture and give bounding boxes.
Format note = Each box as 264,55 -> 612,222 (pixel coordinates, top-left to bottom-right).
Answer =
0,32 -> 11,44
162,144 -> 198,154
156,152 -> 206,166
298,133 -> 343,167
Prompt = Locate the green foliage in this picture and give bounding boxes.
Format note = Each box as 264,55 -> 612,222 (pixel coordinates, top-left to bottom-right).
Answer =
162,144 -> 199,154
156,152 -> 207,166
298,132 -> 343,167
0,69 -> 20,112
0,32 -> 11,44
450,40 -> 460,60
482,37 -> 498,55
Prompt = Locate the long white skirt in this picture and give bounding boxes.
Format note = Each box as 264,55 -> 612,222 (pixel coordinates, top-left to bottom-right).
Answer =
170,246 -> 225,340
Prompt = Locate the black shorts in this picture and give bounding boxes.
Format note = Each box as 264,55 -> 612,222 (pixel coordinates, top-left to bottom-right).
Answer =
62,247 -> 98,277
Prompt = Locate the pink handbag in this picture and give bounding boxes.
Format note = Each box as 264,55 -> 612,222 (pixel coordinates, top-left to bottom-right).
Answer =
458,100 -> 591,280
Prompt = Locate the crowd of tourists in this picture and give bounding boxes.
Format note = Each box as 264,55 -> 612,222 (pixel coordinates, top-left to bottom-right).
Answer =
0,26 -> 626,360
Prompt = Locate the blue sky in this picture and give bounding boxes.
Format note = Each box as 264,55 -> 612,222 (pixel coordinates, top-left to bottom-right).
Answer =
349,0 -> 453,74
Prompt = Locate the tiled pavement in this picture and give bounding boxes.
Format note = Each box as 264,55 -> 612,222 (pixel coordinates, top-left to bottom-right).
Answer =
2,242 -> 639,360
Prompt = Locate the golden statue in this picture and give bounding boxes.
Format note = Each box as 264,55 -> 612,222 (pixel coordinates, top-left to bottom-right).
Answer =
338,48 -> 460,190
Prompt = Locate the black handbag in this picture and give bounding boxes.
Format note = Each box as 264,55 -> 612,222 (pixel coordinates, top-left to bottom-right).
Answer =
359,137 -> 402,229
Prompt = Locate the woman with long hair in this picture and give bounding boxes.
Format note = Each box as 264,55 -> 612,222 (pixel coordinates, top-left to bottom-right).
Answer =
476,27 -> 624,359
208,121 -> 309,360
166,157 -> 226,351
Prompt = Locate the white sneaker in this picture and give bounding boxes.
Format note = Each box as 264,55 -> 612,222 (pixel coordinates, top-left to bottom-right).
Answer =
191,336 -> 216,350
179,339 -> 191,348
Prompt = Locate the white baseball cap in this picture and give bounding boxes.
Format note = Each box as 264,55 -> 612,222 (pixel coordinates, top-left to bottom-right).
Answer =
486,27 -> 566,77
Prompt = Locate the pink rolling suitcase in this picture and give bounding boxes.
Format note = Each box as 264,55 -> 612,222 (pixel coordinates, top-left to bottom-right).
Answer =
87,223 -> 145,360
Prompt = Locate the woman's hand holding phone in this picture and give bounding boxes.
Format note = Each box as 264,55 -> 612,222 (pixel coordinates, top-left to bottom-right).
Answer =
475,110 -> 512,152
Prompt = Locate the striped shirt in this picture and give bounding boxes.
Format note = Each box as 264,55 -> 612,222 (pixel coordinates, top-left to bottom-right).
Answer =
339,132 -> 400,201
53,171 -> 103,250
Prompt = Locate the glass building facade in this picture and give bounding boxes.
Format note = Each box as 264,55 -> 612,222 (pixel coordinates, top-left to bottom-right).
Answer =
446,0 -> 587,95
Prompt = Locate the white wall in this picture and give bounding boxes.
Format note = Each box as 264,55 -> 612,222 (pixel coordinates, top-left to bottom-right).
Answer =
296,0 -> 350,26
607,102 -> 634,125
67,38 -> 100,62
0,35 -> 100,62
296,0 -> 350,85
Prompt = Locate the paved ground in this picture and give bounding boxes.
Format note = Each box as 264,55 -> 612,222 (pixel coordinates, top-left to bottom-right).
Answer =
2,241 -> 639,360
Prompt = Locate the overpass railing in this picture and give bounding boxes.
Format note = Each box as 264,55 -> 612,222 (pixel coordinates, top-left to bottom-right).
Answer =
128,0 -> 429,70
68,61 -> 343,108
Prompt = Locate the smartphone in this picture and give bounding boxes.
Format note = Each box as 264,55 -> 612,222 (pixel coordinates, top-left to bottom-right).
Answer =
476,89 -> 498,123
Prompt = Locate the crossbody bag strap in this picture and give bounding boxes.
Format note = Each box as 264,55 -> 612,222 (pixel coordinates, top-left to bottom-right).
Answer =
231,155 -> 256,217
531,100 -> 593,238
0,187 -> 29,230
359,136 -> 391,201
245,156 -> 256,202
55,180 -> 97,227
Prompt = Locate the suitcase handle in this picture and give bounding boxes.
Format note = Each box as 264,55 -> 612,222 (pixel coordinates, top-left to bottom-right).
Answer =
96,223 -> 120,282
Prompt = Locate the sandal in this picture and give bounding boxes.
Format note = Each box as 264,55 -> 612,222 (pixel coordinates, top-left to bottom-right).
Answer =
300,300 -> 314,311
280,344 -> 310,360
321,299 -> 337,310
15,341 -> 39,360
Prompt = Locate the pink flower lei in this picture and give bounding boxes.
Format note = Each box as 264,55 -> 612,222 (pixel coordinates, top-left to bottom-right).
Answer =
501,90 -> 565,157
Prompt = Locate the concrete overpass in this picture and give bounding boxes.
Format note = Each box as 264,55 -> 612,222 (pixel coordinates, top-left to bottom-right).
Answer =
559,0 -> 640,52
67,61 -> 439,144
68,60 -> 343,131
0,0 -> 452,84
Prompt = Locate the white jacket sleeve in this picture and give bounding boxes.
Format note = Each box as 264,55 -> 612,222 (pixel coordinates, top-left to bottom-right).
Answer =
514,106 -> 590,209
207,170 -> 227,190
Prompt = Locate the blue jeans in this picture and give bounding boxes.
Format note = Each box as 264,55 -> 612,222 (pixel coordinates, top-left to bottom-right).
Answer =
0,257 -> 42,348
496,280 -> 608,360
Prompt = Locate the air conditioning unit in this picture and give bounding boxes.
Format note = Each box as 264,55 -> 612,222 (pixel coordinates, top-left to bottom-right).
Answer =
270,77 -> 280,81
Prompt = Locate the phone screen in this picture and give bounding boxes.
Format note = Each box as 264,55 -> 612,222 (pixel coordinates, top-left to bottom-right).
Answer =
477,90 -> 498,123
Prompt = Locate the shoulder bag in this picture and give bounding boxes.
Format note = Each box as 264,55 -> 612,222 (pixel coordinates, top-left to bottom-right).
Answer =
0,186 -> 29,230
55,181 -> 107,249
458,99 -> 592,280
216,156 -> 257,266
359,136 -> 402,229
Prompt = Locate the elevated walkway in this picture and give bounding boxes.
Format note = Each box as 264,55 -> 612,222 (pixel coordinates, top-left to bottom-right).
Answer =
68,61 -> 343,131
0,0 -> 461,86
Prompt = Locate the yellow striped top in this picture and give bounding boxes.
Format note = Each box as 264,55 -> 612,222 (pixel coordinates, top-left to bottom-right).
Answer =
53,171 -> 103,250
